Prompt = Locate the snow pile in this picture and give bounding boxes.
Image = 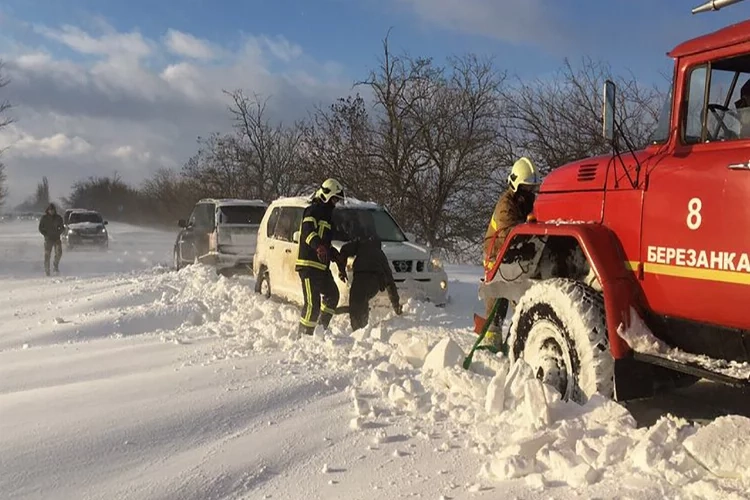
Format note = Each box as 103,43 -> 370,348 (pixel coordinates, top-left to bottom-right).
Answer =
618,307 -> 750,381
144,265 -> 750,498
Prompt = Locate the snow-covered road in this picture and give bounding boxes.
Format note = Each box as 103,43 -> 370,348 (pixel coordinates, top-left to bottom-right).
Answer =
1,220 -> 749,500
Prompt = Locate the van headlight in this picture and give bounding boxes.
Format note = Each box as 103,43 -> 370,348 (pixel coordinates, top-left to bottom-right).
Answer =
428,257 -> 443,271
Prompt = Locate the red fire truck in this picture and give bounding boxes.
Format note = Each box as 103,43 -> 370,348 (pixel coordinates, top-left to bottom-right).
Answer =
477,0 -> 750,403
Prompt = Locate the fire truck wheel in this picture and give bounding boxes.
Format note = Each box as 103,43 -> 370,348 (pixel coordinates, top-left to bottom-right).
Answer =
508,278 -> 614,404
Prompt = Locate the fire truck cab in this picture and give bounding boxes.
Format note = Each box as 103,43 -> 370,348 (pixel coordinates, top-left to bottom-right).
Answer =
477,7 -> 750,404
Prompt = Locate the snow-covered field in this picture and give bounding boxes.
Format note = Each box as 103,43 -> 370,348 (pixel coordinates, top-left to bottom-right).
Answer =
2,219 -> 750,500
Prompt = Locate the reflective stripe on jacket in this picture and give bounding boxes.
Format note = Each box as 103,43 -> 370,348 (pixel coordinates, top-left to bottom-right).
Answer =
295,198 -> 336,272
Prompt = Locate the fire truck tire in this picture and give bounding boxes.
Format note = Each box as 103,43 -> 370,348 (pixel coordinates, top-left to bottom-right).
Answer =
508,278 -> 614,404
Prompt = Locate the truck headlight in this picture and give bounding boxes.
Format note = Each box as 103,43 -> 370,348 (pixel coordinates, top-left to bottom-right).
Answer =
440,280 -> 447,290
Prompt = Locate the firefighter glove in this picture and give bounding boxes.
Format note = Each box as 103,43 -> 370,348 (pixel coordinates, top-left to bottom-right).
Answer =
316,244 -> 328,262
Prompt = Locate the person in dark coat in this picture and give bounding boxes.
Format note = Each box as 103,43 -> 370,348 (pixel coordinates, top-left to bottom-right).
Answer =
338,232 -> 402,331
295,178 -> 347,336
38,203 -> 65,276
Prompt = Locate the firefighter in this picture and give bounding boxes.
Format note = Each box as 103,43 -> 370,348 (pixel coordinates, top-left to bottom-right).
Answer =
38,203 -> 65,276
481,157 -> 540,347
295,178 -> 347,336
338,231 -> 402,331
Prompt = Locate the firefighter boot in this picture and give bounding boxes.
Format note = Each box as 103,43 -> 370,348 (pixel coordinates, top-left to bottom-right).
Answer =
295,323 -> 314,338
481,298 -> 509,351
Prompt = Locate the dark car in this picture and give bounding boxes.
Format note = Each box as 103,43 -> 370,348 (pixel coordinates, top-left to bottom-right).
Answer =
174,198 -> 267,275
63,209 -> 109,249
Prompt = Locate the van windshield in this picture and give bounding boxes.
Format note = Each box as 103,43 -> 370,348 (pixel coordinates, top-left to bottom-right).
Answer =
218,205 -> 266,224
332,207 -> 406,242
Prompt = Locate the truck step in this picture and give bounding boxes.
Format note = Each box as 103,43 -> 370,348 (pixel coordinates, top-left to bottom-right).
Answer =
633,351 -> 750,387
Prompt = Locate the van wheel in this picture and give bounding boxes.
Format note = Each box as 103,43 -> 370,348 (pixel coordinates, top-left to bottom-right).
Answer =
507,278 -> 613,404
255,267 -> 271,299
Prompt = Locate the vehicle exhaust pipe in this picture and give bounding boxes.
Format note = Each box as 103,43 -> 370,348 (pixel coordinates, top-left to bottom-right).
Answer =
692,0 -> 745,14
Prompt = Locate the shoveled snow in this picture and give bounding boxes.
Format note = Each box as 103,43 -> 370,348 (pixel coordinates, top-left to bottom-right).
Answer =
2,219 -> 750,499
617,307 -> 750,381
683,415 -> 750,480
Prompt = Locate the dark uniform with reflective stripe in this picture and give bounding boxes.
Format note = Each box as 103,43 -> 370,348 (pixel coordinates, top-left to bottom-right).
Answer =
295,198 -> 343,334
338,236 -> 401,331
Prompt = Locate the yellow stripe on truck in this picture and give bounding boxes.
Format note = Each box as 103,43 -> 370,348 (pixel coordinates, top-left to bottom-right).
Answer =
625,260 -> 750,286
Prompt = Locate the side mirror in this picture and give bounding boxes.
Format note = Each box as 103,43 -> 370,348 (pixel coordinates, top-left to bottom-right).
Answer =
404,232 -> 416,242
178,219 -> 187,228
602,80 -> 616,143
293,230 -> 300,244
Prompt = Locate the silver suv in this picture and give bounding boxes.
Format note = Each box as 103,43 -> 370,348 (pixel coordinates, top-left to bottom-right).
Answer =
173,198 -> 268,275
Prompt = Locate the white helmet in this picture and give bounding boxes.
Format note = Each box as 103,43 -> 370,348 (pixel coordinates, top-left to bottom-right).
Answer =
507,157 -> 541,193
316,178 -> 345,203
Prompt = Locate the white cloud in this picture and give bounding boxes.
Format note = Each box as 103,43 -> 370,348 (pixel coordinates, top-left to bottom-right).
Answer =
261,35 -> 303,62
0,21 -> 350,206
0,125 -> 92,157
164,29 -> 218,60
34,24 -> 152,59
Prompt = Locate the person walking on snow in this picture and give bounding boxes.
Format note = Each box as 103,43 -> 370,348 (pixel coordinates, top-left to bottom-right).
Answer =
295,178 -> 347,337
38,203 -> 65,276
481,157 -> 540,347
338,231 -> 402,331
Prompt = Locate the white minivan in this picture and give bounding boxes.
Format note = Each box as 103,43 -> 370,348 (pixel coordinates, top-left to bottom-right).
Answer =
252,196 -> 449,310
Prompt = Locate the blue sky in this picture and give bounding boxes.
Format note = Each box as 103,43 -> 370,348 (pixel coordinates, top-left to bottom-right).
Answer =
3,0 -> 747,82
0,0 -> 748,204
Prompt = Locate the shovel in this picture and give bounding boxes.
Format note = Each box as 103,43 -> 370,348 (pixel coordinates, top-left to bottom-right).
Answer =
462,297 -> 509,369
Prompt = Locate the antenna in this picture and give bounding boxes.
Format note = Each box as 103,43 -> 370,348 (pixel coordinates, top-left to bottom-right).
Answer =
692,0 -> 745,14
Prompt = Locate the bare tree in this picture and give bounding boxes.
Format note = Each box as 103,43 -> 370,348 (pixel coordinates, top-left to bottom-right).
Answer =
35,176 -> 50,211
0,163 -> 6,209
140,167 -> 203,222
162,38 -> 668,260
502,57 -> 665,174
407,54 -> 510,251
300,94 -> 377,200
0,61 -> 12,208
224,89 -> 308,201
353,33 -> 438,223
181,133 -> 250,199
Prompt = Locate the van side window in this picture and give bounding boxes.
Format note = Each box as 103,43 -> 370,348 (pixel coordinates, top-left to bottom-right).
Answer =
291,208 -> 303,239
188,203 -> 213,229
193,203 -> 215,229
266,207 -> 280,238
274,207 -> 297,242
